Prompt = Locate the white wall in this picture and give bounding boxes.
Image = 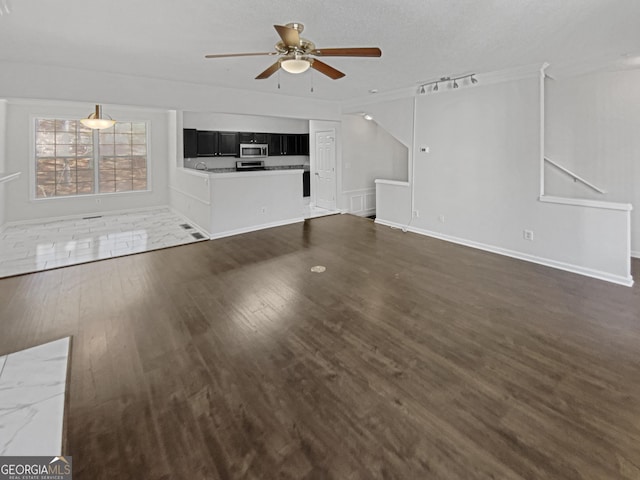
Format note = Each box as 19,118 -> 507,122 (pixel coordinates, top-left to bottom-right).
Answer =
341,115 -> 408,190
545,69 -> 640,255
339,114 -> 408,216
183,112 -> 309,133
344,97 -> 415,149
209,171 -> 304,239
4,100 -> 170,223
376,76 -> 632,285
0,62 -> 340,121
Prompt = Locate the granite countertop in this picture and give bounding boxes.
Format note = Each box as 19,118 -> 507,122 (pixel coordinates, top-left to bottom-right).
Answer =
191,164 -> 309,173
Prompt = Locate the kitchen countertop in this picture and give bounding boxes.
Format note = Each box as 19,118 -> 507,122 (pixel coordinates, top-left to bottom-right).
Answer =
183,166 -> 306,179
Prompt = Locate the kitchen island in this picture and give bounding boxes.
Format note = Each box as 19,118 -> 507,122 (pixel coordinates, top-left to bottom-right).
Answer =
178,167 -> 305,239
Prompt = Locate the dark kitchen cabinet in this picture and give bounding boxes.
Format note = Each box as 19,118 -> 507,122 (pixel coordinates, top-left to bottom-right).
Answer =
183,129 -> 198,158
239,132 -> 268,144
268,133 -> 310,156
268,134 -> 284,156
298,134 -> 310,155
196,130 -> 238,157
218,131 -> 238,156
197,130 -> 218,157
285,134 -> 299,155
303,171 -> 310,197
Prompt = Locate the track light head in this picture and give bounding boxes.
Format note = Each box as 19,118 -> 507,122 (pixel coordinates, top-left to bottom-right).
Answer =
471,75 -> 478,84
433,83 -> 438,92
419,85 -> 426,94
453,80 -> 459,88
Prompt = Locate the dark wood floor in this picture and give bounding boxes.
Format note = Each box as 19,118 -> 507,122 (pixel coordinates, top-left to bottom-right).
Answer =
1,214 -> 639,479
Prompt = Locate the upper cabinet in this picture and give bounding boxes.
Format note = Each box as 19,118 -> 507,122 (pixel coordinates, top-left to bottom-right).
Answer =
269,133 -> 309,156
196,130 -> 218,157
184,129 -> 308,158
239,132 -> 268,144
183,129 -> 198,158
193,130 -> 238,157
218,131 -> 239,156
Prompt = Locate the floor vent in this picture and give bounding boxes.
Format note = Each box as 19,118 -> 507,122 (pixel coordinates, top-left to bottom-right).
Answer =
191,232 -> 206,240
180,223 -> 194,230
82,215 -> 103,220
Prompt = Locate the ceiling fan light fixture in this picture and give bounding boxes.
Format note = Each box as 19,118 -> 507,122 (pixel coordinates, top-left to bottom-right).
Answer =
363,114 -> 373,121
281,57 -> 311,74
80,105 -> 116,130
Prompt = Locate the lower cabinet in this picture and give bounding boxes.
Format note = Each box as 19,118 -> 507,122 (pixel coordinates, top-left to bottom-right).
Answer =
303,171 -> 310,197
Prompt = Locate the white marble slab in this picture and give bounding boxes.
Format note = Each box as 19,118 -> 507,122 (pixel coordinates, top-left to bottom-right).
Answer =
0,337 -> 70,456
0,208 -> 208,278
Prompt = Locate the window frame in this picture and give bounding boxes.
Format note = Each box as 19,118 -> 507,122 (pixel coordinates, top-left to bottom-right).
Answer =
30,114 -> 152,201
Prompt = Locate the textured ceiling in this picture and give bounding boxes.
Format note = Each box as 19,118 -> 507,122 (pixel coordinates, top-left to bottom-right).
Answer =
0,0 -> 639,101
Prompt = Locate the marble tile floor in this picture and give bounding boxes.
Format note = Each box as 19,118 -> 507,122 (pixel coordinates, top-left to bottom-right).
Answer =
0,208 -> 207,278
304,205 -> 341,219
0,337 -> 71,456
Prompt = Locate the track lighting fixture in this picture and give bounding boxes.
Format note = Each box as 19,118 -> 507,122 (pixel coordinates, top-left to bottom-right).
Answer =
417,73 -> 478,95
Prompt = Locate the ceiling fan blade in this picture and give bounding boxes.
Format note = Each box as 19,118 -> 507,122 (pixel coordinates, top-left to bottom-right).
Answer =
205,52 -> 277,59
255,61 -> 281,79
311,59 -> 345,80
311,47 -> 382,57
274,24 -> 300,47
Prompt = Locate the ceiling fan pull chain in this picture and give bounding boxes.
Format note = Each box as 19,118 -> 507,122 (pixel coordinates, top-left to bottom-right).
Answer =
310,70 -> 314,93
278,69 -> 281,89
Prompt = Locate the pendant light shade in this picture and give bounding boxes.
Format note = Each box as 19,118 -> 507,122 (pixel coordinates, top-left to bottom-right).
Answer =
80,105 -> 116,130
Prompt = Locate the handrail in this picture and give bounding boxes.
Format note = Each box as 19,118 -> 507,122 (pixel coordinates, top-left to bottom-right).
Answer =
0,172 -> 21,184
544,158 -> 605,194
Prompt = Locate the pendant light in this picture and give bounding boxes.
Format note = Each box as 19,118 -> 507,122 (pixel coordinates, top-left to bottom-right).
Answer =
80,105 -> 116,130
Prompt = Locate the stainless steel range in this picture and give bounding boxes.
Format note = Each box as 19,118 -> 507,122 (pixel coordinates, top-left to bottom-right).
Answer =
236,160 -> 266,171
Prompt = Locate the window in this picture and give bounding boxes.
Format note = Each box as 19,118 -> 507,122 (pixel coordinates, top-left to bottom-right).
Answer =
35,118 -> 148,198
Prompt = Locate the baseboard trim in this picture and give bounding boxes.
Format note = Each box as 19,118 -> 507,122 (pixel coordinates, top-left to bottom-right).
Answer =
209,217 -> 305,240
375,218 -> 634,287
351,208 -> 376,218
632,250 -> 640,259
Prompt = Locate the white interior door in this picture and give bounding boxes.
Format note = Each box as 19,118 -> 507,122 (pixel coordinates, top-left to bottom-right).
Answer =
315,130 -> 336,210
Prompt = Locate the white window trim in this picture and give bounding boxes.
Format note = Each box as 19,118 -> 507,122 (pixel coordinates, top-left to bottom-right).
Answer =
29,114 -> 152,201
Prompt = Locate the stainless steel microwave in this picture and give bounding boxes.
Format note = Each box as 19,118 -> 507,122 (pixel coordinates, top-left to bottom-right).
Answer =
239,143 -> 268,158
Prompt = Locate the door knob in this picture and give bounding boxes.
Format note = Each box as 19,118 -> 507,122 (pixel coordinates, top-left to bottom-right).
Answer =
315,172 -> 319,176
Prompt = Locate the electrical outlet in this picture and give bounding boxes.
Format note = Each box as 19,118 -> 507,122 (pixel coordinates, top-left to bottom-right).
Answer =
523,230 -> 534,241
413,210 -> 420,218
420,146 -> 430,153
438,215 -> 445,223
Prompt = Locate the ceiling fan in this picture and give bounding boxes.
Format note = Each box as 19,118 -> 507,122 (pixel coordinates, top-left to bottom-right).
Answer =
205,22 -> 382,80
